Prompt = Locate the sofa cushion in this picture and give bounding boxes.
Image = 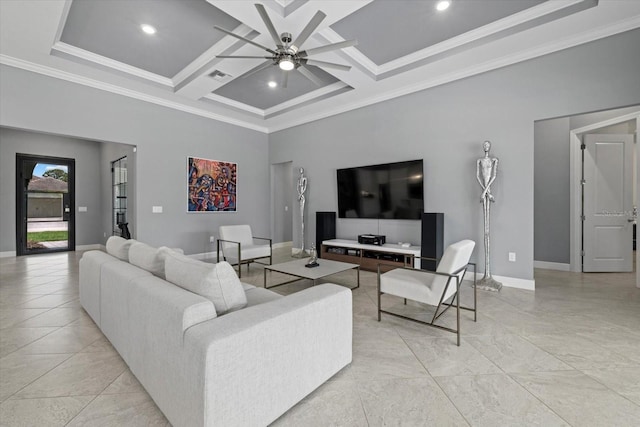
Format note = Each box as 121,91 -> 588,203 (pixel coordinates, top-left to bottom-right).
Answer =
129,243 -> 183,280
105,236 -> 137,261
164,252 -> 247,315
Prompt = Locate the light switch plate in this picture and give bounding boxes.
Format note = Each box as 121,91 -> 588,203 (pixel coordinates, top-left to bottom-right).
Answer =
152,206 -> 163,213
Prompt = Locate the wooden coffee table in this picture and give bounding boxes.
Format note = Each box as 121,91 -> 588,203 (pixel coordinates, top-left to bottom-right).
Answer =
263,258 -> 360,290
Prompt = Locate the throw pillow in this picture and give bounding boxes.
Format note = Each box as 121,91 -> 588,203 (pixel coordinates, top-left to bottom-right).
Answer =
164,252 -> 246,315
129,243 -> 182,279
105,236 -> 137,261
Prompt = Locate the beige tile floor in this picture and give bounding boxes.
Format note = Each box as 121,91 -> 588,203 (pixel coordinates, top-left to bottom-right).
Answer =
1,248 -> 639,426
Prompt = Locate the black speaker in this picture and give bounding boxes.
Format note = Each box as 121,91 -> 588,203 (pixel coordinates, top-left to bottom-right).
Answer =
316,212 -> 336,258
421,213 -> 444,271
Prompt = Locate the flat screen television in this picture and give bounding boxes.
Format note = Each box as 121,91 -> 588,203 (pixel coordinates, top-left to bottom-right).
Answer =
337,160 -> 424,220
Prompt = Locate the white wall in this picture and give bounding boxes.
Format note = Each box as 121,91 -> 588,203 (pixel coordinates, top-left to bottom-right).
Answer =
0,65 -> 269,255
269,29 -> 640,282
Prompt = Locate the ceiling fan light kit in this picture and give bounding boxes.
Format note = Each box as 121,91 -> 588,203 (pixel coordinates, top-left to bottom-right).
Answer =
278,56 -> 295,71
214,3 -> 357,88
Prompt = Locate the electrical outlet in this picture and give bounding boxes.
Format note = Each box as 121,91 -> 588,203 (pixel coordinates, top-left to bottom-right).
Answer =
508,252 -> 516,262
209,236 -> 215,243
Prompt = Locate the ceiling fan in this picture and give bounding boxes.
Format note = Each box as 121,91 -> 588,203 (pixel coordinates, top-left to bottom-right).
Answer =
214,3 -> 357,88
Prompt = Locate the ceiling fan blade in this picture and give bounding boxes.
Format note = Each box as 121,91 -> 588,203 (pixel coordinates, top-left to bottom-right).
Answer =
216,55 -> 275,59
242,60 -> 275,78
298,40 -> 358,58
291,10 -> 326,51
254,3 -> 283,49
298,65 -> 323,86
281,70 -> 289,89
304,59 -> 351,71
214,25 -> 277,55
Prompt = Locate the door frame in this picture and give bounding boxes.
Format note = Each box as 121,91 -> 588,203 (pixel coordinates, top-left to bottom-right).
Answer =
15,153 -> 76,255
569,110 -> 640,272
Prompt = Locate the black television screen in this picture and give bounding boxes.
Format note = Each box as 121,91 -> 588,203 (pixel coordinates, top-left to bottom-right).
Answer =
337,160 -> 424,220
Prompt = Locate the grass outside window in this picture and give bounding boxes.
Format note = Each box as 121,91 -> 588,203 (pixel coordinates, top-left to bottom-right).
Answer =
27,231 -> 68,242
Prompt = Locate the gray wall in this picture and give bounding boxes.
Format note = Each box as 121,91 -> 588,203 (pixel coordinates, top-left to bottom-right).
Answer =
534,106 -> 639,264
271,161 -> 293,243
0,127 -> 103,250
0,65 -> 269,255
533,118 -> 571,263
269,29 -> 640,281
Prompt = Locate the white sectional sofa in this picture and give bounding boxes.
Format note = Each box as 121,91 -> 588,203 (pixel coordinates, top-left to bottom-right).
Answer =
79,237 -> 352,427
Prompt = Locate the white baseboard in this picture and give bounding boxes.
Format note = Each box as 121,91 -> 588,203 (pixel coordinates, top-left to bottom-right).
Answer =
292,246 -> 311,255
188,251 -> 217,261
191,242 -> 290,260
533,260 -> 570,271
463,271 -> 535,291
1,244 -> 103,257
273,241 -> 292,249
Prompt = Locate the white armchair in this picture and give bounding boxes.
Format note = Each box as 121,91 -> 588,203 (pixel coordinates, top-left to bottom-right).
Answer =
377,239 -> 476,346
217,225 -> 272,278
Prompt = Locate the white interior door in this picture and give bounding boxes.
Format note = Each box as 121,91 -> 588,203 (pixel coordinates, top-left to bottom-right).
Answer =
583,134 -> 634,272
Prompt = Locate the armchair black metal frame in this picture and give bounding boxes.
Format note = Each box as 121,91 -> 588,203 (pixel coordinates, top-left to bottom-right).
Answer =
216,237 -> 272,278
377,257 -> 476,346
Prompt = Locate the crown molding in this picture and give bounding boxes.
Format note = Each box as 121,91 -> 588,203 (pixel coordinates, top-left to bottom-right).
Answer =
172,24 -> 257,89
2,12 -> 639,135
264,81 -> 350,115
571,110 -> 640,134
0,54 -> 268,133
377,0 -> 594,74
204,93 -> 266,116
51,42 -> 174,87
203,81 -> 349,117
267,15 -> 640,132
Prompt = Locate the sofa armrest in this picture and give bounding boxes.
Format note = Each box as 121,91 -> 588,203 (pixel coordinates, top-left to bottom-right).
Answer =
182,284 -> 352,427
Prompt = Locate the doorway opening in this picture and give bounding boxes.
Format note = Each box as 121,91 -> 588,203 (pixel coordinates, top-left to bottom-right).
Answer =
569,108 -> 640,272
270,161 -> 293,247
16,154 -> 75,255
111,156 -> 130,238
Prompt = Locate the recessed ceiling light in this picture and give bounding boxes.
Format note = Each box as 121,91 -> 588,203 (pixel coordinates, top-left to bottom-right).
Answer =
268,81 -> 277,88
140,24 -> 157,35
436,1 -> 451,12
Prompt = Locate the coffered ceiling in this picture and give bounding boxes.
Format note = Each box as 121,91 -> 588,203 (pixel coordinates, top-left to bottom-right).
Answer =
1,0 -> 639,133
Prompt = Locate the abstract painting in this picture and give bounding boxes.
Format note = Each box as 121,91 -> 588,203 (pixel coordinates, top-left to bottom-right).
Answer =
188,157 -> 237,212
